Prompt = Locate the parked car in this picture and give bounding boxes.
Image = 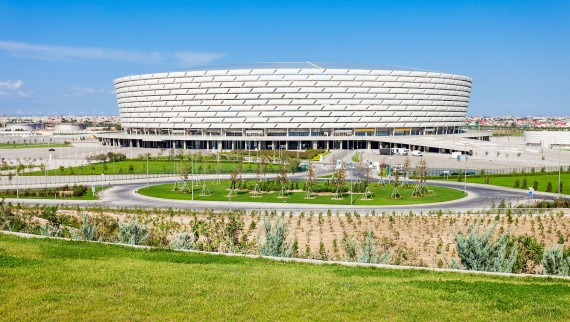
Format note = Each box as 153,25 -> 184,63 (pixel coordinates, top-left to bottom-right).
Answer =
411,150 -> 423,156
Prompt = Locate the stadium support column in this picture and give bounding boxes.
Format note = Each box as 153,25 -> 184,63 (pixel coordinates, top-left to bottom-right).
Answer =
312,141 -> 317,149
367,140 -> 371,150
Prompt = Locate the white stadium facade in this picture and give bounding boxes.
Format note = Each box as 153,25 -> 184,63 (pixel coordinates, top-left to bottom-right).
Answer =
98,62 -> 485,153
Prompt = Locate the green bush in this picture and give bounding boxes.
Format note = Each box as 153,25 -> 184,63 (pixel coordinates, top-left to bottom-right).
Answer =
511,235 -> 544,274
118,220 -> 149,245
73,213 -> 99,241
546,182 -> 552,192
453,225 -> 517,273
259,218 -> 291,257
72,185 -> 88,197
358,229 -> 390,264
341,233 -> 358,261
172,231 -> 197,250
542,245 -> 570,276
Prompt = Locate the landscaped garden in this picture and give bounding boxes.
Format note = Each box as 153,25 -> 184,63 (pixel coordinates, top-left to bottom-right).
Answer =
23,151 -> 287,176
0,185 -> 104,200
439,171 -> 570,195
137,180 -> 465,205
0,142 -> 71,149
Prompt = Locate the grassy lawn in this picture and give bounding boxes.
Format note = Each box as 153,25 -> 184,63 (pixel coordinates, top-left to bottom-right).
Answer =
24,160 -> 282,176
138,180 -> 465,205
440,173 -> 570,195
351,152 -> 361,162
0,186 -> 106,200
1,234 -> 569,321
0,143 -> 70,149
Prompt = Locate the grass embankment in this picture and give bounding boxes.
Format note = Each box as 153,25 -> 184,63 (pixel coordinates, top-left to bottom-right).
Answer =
441,173 -> 570,195
0,234 -> 569,320
0,143 -> 70,149
138,180 -> 465,205
24,160 -> 281,176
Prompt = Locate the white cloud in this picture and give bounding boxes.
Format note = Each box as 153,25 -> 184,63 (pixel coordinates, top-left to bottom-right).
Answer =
0,80 -> 31,98
65,85 -> 115,97
0,80 -> 24,90
0,40 -> 224,66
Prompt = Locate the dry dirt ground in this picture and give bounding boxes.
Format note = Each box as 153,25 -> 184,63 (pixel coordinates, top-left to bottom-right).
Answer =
55,208 -> 570,269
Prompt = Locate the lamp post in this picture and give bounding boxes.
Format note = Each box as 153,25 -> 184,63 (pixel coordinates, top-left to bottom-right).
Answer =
350,179 -> 352,205
146,153 -> 149,187
464,153 -> 468,193
558,145 -> 562,198
191,151 -> 194,201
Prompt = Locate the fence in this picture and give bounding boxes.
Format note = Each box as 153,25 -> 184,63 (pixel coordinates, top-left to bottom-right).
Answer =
426,165 -> 569,177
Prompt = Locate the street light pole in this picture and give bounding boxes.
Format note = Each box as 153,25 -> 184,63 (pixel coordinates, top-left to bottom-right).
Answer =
464,153 -> 467,192
558,145 -> 562,198
191,152 -> 194,201
146,154 -> 149,187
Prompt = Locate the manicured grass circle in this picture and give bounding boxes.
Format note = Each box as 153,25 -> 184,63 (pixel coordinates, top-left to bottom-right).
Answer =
137,180 -> 466,205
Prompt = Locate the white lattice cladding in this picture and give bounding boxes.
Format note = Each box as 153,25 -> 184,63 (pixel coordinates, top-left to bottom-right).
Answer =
114,68 -> 471,131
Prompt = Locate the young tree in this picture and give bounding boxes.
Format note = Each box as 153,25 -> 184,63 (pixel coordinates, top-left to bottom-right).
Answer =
390,167 -> 401,199
411,158 -> 429,197
402,156 -> 411,187
277,158 -> 290,198
305,161 -> 316,199
261,157 -> 269,181
332,161 -> 346,199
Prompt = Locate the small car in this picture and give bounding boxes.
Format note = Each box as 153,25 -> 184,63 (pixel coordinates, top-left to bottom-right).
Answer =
411,150 -> 423,156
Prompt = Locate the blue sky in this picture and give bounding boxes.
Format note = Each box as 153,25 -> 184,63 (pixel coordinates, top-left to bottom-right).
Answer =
0,0 -> 568,116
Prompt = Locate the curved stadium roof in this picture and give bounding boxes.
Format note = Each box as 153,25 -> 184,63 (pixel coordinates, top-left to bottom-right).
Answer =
181,61 -> 438,73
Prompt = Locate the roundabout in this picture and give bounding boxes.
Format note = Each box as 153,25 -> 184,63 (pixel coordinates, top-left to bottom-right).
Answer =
136,180 -> 467,206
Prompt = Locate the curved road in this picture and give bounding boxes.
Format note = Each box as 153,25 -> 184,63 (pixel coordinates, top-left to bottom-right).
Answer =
4,177 -> 555,213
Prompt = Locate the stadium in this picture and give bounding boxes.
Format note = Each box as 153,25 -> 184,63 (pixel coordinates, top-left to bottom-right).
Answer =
98,62 -> 483,153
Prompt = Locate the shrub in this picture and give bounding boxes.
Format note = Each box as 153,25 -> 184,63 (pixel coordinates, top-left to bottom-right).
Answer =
511,235 -> 544,274
521,178 -> 528,189
546,182 -> 552,192
172,231 -> 197,250
341,233 -> 358,261
118,220 -> 149,245
542,245 -> 570,276
259,218 -> 291,257
358,229 -> 390,264
514,179 -> 520,188
73,213 -> 99,241
533,180 -> 539,191
72,185 -> 88,197
453,225 -> 517,273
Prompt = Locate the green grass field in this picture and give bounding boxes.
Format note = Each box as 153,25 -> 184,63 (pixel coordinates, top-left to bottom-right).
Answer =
138,180 -> 465,205
25,160 -> 282,176
0,143 -> 70,149
441,173 -> 570,195
0,234 -> 569,320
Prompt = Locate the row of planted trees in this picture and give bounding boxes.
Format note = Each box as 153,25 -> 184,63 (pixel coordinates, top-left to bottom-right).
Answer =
172,151 -> 433,201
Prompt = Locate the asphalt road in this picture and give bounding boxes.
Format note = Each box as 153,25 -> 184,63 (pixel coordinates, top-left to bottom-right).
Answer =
3,177 -> 555,214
